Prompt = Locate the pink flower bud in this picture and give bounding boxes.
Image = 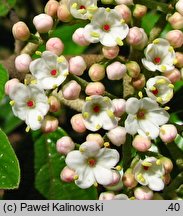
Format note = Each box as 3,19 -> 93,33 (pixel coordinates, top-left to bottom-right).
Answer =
46,37 -> 64,56
88,63 -> 105,81
175,52 -> 183,68
44,0 -> 59,17
85,82 -> 105,96
115,4 -> 132,23
102,45 -> 119,59
160,157 -> 173,174
132,74 -> 146,89
62,80 -> 81,100
159,124 -> 178,143
86,133 -> 104,147
163,173 -> 171,185
70,113 -> 86,133
69,56 -> 87,76
56,136 -> 75,155
57,4 -> 72,22
15,54 -> 32,73
126,61 -> 141,78
5,79 -> 20,95
41,116 -> 58,133
33,13 -> 53,33
166,30 -> 183,48
12,21 -> 30,41
107,126 -> 126,146
176,0 -> 183,16
132,135 -> 151,152
122,168 -> 138,189
106,170 -> 121,186
126,27 -> 148,49
60,166 -> 76,182
106,62 -> 126,80
115,0 -> 133,5
99,192 -> 115,200
168,12 -> 183,30
164,68 -> 181,83
133,4 -> 147,18
72,28 -> 90,46
112,99 -> 126,117
134,186 -> 154,200
48,95 -> 61,112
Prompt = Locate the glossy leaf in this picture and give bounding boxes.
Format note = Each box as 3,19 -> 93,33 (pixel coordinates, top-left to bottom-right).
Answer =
175,134 -> 183,152
0,0 -> 16,16
0,64 -> 9,102
0,129 -> 20,189
33,128 -> 97,200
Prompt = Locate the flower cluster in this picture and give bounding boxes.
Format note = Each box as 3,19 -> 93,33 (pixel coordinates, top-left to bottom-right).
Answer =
6,0 -> 183,200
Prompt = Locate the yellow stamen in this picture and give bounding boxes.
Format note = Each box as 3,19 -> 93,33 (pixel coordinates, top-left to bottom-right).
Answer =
115,37 -> 123,46
35,51 -> 42,56
156,97 -> 163,103
94,182 -> 98,187
9,100 -> 15,106
24,79 -> 28,85
160,128 -> 166,135
115,165 -> 122,171
37,115 -> 42,121
79,147 -> 85,153
168,46 -> 174,53
120,19 -> 125,24
164,106 -> 170,111
104,142 -> 110,148
156,78 -> 166,85
57,56 -> 65,63
130,197 -> 135,200
138,91 -> 143,98
85,96 -> 92,102
103,97 -> 109,102
30,79 -> 37,85
150,86 -> 156,91
137,173 -> 145,183
83,112 -> 89,119
156,159 -> 161,166
161,65 -> 167,72
52,84 -> 58,89
107,110 -> 114,118
87,6 -> 98,12
173,58 -> 178,65
74,175 -> 79,180
90,32 -> 100,38
168,84 -> 174,89
142,161 -> 152,167
105,8 -> 110,12
153,39 -> 160,44
25,126 -> 30,133
78,9 -> 86,14
71,3 -> 77,9
146,132 -> 150,136
63,71 -> 69,76
95,124 -> 101,130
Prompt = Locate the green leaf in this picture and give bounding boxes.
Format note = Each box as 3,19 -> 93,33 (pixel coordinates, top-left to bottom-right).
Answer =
33,128 -> 98,200
0,97 -> 22,134
0,0 -> 16,17
0,129 -> 20,189
0,64 -> 9,102
175,134 -> 183,152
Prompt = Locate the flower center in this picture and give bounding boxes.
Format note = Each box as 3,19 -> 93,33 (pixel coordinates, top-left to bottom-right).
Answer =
103,24 -> 110,32
154,57 -> 161,64
137,109 -> 146,119
151,88 -> 159,95
88,158 -> 96,167
27,100 -> 35,108
79,5 -> 86,9
50,69 -> 57,76
143,166 -> 149,171
93,104 -> 100,113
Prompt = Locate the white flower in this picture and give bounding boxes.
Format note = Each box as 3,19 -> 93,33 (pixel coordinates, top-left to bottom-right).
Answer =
82,95 -> 118,131
69,0 -> 98,20
133,157 -> 165,191
29,51 -> 69,90
124,97 -> 169,139
142,38 -> 176,72
65,141 -> 120,188
145,76 -> 174,104
9,83 -> 49,130
83,7 -> 129,47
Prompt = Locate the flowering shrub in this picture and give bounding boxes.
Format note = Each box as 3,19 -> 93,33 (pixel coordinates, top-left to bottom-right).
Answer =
0,0 -> 183,200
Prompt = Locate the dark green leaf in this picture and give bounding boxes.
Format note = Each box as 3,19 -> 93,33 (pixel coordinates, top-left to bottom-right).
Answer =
33,128 -> 97,200
175,134 -> 183,152
0,0 -> 16,17
0,64 -> 9,102
0,129 -> 20,189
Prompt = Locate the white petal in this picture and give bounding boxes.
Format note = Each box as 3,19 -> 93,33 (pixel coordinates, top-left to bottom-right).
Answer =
114,194 -> 129,200
65,150 -> 86,170
141,97 -> 159,111
39,75 -> 66,89
83,24 -> 101,43
80,141 -> 100,158
147,110 -> 169,126
100,33 -> 117,47
42,51 -> 57,68
125,114 -> 138,135
93,165 -> 113,186
141,59 -> 157,72
126,97 -> 140,114
9,83 -> 29,102
12,105 -> 28,120
96,148 -> 119,168
36,102 -> 49,116
147,176 -> 165,191
29,59 -> 50,79
100,111 -> 118,130
25,110 -> 43,130
111,25 -> 129,40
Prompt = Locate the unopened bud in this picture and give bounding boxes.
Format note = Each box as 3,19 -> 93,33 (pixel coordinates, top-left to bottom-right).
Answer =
62,80 -> 81,100
69,56 -> 87,76
41,116 -> 58,133
160,157 -> 173,174
115,4 -> 132,23
168,12 -> 183,30
106,171 -> 121,186
48,95 -> 60,112
57,4 -> 72,22
126,61 -> 140,78
56,136 -> 75,155
163,173 -> 171,185
132,74 -> 146,89
133,4 -> 147,18
164,68 -> 181,83
12,21 -> 30,41
5,79 -> 20,95
122,168 -> 138,189
86,133 -> 104,147
176,0 -> 183,16
99,192 -> 115,200
107,126 -> 126,146
85,82 -> 105,96
102,45 -> 119,60
33,14 -> 53,33
106,62 -> 126,80
88,63 -> 105,81
70,113 -> 86,133
159,124 -> 178,144
134,186 -> 154,200
112,99 -> 126,117
45,0 -> 59,17
166,30 -> 183,48
60,166 -> 75,182
72,28 -> 90,46
115,0 -> 134,5
132,135 -> 151,152
175,52 -> 183,68
15,54 -> 32,73
46,37 -> 64,56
